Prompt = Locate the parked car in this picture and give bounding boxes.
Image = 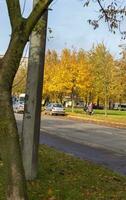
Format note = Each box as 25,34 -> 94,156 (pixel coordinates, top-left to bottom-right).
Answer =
13,101 -> 24,113
45,103 -> 65,115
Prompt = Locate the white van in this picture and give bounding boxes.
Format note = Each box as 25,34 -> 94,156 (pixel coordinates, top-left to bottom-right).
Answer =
114,103 -> 126,111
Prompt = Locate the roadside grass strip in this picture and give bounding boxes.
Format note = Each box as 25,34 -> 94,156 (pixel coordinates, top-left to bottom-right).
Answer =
27,145 -> 126,199
1,145 -> 126,199
66,108 -> 126,128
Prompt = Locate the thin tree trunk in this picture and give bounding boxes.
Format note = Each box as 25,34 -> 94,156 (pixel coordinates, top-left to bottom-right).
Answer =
104,85 -> 108,116
97,97 -> 99,108
71,91 -> 74,113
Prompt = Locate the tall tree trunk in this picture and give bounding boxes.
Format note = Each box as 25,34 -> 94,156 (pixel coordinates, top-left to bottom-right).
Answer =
0,1 -> 53,198
0,35 -> 28,199
97,97 -> 99,108
0,88 -> 28,200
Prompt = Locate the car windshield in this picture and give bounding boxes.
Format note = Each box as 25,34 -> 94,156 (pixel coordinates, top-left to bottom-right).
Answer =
53,104 -> 63,108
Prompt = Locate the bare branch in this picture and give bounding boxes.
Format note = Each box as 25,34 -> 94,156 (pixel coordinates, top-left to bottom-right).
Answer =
6,0 -> 22,30
97,0 -> 110,22
84,0 -> 126,38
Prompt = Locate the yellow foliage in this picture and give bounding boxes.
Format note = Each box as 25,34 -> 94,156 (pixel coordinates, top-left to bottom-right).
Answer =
43,45 -> 126,104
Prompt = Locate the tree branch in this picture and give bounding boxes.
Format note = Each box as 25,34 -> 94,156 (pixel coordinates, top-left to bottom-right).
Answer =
97,0 -> 110,22
25,0 -> 53,36
6,0 -> 22,30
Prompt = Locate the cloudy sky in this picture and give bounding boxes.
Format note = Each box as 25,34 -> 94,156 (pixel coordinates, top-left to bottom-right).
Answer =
0,0 -> 125,58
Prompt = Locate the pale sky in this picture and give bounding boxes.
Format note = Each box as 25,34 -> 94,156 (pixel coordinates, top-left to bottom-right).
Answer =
0,0 -> 125,58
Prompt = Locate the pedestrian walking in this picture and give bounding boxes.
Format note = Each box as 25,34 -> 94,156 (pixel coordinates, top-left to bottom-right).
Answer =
88,102 -> 93,115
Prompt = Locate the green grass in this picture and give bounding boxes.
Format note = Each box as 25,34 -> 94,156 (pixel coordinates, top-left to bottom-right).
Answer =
66,108 -> 126,125
66,107 -> 126,116
1,145 -> 126,199
24,146 -> 126,199
94,109 -> 126,116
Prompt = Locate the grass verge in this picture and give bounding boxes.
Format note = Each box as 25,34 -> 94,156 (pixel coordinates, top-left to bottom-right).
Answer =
27,145 -> 126,199
66,108 -> 126,127
1,145 -> 126,199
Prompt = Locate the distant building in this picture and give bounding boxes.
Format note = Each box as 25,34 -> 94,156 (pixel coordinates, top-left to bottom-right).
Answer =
63,96 -> 84,108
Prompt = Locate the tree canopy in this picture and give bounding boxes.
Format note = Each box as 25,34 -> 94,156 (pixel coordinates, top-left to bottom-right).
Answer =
43,44 -> 126,108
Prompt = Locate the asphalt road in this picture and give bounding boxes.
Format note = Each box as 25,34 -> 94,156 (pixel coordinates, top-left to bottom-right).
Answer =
16,114 -> 126,175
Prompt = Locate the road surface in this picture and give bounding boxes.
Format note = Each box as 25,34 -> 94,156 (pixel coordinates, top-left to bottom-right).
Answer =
16,114 -> 126,175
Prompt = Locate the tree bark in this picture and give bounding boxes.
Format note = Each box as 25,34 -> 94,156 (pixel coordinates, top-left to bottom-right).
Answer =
0,88 -> 28,200
0,30 -> 29,200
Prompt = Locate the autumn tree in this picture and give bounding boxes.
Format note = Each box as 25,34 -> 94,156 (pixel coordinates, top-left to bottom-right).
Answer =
44,46 -> 126,111
60,49 -> 77,111
44,48 -> 92,108
113,52 -> 126,104
76,49 -> 93,104
43,49 -> 60,102
0,0 -> 53,199
89,43 -> 115,114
